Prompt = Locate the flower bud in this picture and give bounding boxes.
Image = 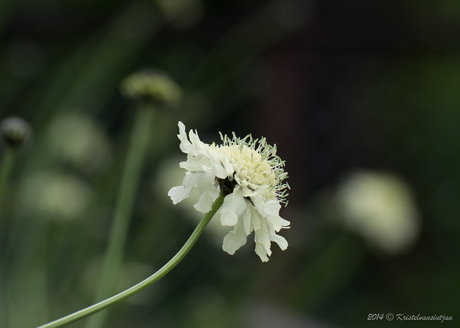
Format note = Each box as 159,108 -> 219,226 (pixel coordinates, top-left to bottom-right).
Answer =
120,69 -> 182,107
0,116 -> 32,147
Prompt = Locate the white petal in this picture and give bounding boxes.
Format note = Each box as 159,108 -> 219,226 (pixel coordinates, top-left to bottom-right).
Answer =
181,156 -> 211,172
168,186 -> 189,204
254,185 -> 269,196
255,222 -> 270,250
178,122 -> 194,154
212,152 -> 229,179
188,129 -> 199,144
250,206 -> 261,231
254,221 -> 271,262
222,219 -> 248,255
240,186 -> 257,198
252,198 -> 290,230
254,245 -> 269,262
242,204 -> 252,235
197,173 -> 215,193
169,171 -> 202,204
220,191 -> 247,226
255,249 -> 269,261
272,234 -> 288,250
178,122 -> 209,157
267,215 -> 291,231
225,162 -> 234,178
178,121 -> 187,141
251,195 -> 266,216
194,190 -> 215,213
182,172 -> 201,190
264,200 -> 281,217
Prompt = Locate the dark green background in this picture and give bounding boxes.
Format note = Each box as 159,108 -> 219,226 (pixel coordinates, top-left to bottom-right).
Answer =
0,0 -> 458,327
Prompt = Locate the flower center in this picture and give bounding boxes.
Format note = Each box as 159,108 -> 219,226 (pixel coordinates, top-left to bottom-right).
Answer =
221,145 -> 276,190
212,133 -> 289,204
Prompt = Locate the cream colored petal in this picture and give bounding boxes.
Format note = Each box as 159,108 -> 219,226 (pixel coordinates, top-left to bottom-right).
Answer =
265,220 -> 289,250
242,204 -> 252,235
210,152 -> 228,179
178,121 -> 209,157
178,121 -> 194,154
168,186 -> 189,204
222,219 -> 248,255
181,156 -> 211,172
264,200 -> 281,217
197,172 -> 215,193
272,234 -> 288,250
250,206 -> 261,231
254,221 -> 271,262
189,129 -> 205,152
220,191 -> 246,226
194,184 -> 217,213
251,195 -> 266,216
182,171 -> 200,190
267,214 -> 290,231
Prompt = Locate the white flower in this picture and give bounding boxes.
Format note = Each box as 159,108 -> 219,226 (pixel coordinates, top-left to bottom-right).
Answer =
47,113 -> 113,175
19,171 -> 93,221
337,171 -> 420,254
168,121 -> 290,262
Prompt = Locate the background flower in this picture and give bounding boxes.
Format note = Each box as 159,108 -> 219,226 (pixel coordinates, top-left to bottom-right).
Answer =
18,171 -> 94,221
336,171 -> 420,254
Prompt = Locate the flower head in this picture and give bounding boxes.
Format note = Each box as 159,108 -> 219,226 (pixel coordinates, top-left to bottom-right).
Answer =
0,116 -> 32,147
120,69 -> 182,107
168,122 -> 290,262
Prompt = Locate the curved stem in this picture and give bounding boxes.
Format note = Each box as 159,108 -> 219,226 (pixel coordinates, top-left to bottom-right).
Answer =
37,193 -> 225,328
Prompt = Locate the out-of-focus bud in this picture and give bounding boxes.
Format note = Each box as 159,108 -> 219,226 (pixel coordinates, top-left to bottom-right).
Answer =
0,116 -> 32,147
120,69 -> 182,107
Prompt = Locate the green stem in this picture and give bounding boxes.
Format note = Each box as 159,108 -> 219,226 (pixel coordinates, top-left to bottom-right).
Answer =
37,194 -> 225,328
85,103 -> 155,328
0,146 -> 17,201
0,147 -> 16,328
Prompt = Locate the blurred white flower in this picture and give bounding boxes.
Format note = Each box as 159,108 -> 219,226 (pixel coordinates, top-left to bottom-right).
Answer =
168,121 -> 290,262
337,171 -> 420,254
19,171 -> 93,221
46,113 -> 112,174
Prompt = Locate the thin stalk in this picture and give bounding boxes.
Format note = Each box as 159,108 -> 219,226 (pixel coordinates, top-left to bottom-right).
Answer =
0,147 -> 16,328
37,193 -> 225,328
0,146 -> 17,201
85,103 -> 155,328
